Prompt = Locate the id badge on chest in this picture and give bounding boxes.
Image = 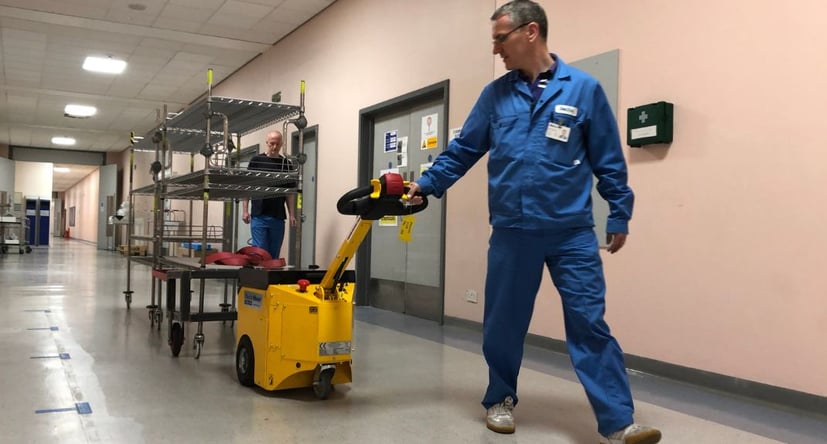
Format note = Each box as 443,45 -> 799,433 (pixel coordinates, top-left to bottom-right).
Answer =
546,122 -> 570,142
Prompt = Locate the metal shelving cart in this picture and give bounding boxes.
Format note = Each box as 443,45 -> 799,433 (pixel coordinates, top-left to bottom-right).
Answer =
0,219 -> 31,254
122,73 -> 309,358
1,198 -> 32,255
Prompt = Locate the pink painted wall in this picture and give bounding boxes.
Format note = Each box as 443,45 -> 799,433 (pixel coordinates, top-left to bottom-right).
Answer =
114,0 -> 827,397
63,168 -> 100,243
528,0 -> 827,397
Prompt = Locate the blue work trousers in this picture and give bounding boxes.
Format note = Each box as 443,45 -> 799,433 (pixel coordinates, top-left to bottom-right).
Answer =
250,215 -> 285,259
481,227 -> 634,436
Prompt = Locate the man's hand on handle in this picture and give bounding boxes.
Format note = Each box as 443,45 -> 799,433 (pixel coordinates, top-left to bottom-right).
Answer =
405,181 -> 424,205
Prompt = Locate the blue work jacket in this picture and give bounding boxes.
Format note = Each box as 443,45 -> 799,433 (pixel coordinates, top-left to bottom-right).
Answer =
417,55 -> 634,233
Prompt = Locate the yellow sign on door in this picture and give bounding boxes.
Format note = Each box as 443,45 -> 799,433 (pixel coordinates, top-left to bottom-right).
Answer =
399,215 -> 415,242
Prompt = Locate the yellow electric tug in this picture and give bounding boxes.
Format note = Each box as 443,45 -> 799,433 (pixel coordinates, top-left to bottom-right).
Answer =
235,172 -> 427,398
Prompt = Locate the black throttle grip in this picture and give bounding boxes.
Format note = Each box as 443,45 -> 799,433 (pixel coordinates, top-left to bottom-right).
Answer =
336,185 -> 373,216
336,174 -> 428,220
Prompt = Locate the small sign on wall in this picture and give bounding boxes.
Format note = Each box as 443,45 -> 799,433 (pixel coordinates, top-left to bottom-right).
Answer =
421,113 -> 438,149
384,130 -> 398,153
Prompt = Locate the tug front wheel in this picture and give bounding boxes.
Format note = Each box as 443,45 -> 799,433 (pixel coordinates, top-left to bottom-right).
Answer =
236,336 -> 255,387
313,366 -> 335,400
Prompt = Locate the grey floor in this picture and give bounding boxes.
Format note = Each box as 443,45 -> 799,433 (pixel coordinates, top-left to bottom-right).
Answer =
1,238 -> 825,443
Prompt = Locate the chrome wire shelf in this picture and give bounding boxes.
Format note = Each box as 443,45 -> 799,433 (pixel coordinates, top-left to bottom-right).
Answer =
131,168 -> 298,200
168,168 -> 298,186
169,96 -> 300,135
163,184 -> 297,201
131,96 -> 300,154
131,128 -> 227,153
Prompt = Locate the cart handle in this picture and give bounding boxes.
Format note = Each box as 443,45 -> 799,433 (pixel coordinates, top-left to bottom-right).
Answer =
336,173 -> 427,220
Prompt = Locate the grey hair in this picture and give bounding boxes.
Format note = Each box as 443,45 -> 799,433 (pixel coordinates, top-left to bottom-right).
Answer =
490,0 -> 548,40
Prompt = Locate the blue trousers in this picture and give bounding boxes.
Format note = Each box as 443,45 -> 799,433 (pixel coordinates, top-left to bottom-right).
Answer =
481,227 -> 634,436
250,215 -> 285,259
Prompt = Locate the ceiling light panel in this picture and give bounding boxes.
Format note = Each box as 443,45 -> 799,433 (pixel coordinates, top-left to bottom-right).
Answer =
83,56 -> 127,74
65,104 -> 97,117
51,136 -> 76,145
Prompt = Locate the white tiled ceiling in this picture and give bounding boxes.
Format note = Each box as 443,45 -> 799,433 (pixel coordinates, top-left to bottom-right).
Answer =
0,0 -> 335,190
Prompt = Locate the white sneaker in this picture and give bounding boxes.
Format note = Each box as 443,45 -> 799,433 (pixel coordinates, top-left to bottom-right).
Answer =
485,396 -> 515,434
599,423 -> 662,444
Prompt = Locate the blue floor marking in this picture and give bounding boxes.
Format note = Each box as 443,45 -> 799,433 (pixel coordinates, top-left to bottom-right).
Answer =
23,309 -> 51,313
35,403 -> 92,415
35,407 -> 75,414
29,353 -> 71,360
26,326 -> 59,331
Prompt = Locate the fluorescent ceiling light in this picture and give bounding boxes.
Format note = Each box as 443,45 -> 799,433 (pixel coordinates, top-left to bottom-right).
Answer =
51,136 -> 76,146
83,56 -> 127,74
64,104 -> 97,118
53,167 -> 71,173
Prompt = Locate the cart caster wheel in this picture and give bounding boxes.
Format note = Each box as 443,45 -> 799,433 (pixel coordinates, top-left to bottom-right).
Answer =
154,310 -> 163,330
124,292 -> 132,310
19,248 -> 24,254
147,305 -> 159,326
193,333 -> 205,359
236,336 -> 255,386
169,323 -> 184,357
313,366 -> 335,400
25,246 -> 31,253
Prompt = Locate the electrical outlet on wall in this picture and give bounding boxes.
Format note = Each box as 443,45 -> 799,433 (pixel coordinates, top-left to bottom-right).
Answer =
465,289 -> 478,303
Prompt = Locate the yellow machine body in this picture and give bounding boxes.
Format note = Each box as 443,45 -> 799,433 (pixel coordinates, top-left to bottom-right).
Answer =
236,281 -> 354,391
234,173 -> 426,397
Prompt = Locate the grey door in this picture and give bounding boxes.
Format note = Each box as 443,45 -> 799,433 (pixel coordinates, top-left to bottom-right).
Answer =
571,50 -> 620,247
357,81 -> 448,323
234,129 -> 317,265
234,144 -> 257,251
97,164 -> 117,250
289,126 -> 318,268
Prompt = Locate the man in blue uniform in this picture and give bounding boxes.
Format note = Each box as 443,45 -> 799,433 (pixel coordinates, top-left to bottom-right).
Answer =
242,130 -> 296,259
406,1 -> 661,443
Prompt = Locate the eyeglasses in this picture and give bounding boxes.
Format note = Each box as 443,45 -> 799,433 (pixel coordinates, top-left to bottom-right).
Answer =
492,22 -> 531,45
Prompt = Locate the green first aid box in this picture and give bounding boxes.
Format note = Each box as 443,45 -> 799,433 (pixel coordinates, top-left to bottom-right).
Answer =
627,101 -> 673,147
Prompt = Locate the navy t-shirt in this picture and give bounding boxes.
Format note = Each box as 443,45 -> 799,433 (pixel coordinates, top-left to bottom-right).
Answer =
248,154 -> 294,219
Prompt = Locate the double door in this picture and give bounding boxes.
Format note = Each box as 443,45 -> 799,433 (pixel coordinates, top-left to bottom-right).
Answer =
358,82 -> 448,323
25,198 -> 49,246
